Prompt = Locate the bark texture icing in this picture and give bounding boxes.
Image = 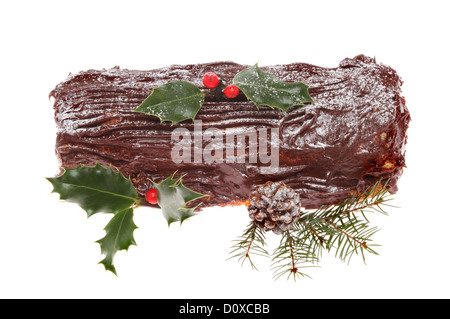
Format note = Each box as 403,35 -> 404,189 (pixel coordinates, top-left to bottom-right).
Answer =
50,55 -> 410,210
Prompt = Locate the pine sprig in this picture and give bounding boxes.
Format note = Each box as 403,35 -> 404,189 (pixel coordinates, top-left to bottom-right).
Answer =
229,178 -> 395,280
321,213 -> 380,263
271,230 -> 319,281
227,221 -> 270,271
308,179 -> 393,222
297,179 -> 392,262
295,211 -> 381,265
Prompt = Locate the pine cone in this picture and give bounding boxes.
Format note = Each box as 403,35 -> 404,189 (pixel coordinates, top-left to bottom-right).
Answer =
248,181 -> 301,235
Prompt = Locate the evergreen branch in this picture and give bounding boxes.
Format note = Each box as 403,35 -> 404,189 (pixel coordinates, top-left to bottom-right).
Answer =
275,179 -> 393,279
271,230 -> 319,281
323,213 -> 380,263
230,178 -> 395,281
227,221 -> 269,271
308,179 -> 393,223
291,179 -> 392,267
291,221 -> 328,263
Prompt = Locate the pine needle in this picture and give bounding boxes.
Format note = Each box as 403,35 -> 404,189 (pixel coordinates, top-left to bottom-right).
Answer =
227,221 -> 270,271
228,178 -> 396,280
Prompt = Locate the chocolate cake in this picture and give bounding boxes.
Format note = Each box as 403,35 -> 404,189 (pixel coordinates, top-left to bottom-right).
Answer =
49,54 -> 410,210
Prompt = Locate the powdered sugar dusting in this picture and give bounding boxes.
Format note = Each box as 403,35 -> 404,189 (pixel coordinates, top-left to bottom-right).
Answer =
49,55 -> 409,209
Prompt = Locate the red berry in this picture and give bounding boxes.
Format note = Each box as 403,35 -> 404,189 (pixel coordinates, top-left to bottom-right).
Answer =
203,72 -> 219,89
224,85 -> 239,98
145,188 -> 158,205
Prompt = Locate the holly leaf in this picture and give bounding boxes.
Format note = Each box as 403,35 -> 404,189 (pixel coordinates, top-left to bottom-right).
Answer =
233,64 -> 313,112
134,81 -> 205,125
152,172 -> 209,226
46,164 -> 139,217
96,207 -> 137,275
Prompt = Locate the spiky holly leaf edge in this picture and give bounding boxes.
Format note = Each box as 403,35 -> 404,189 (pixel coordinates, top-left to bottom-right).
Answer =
46,164 -> 207,275
46,163 -> 140,217
133,64 -> 314,125
96,207 -> 138,276
232,63 -> 314,112
151,171 -> 209,226
133,81 -> 205,126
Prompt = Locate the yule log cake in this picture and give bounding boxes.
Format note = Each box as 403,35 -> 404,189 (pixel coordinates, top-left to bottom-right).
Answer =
49,54 -> 410,210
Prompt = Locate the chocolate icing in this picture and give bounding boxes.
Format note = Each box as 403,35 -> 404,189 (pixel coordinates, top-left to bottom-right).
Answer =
50,55 -> 410,210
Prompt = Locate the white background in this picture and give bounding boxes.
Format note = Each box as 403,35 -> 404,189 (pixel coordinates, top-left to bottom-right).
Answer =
1,0 -> 449,299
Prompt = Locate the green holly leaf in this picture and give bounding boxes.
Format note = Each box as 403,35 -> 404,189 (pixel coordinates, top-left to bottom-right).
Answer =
134,81 -> 205,125
233,64 -> 313,112
152,172 -> 209,226
46,163 -> 139,217
46,164 -> 141,275
96,207 -> 137,275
